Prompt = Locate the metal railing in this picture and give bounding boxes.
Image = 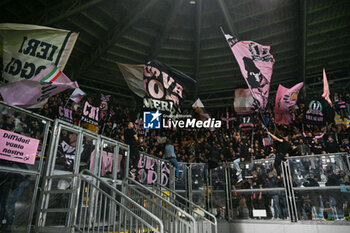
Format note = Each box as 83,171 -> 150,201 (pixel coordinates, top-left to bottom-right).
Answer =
124,177 -> 197,233
0,101 -> 52,233
152,182 -> 217,233
174,153 -> 350,223
76,170 -> 164,233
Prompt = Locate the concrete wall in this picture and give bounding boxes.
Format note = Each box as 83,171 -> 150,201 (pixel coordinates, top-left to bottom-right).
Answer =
218,221 -> 350,233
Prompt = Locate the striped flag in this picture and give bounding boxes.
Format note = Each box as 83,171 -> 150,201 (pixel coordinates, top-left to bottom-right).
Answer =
322,68 -> 332,106
31,64 -> 72,84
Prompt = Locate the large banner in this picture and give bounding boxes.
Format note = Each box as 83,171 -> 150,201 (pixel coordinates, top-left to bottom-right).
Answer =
137,154 -> 171,186
0,129 -> 39,165
81,101 -> 99,126
143,60 -> 196,114
274,82 -> 303,125
0,23 -> 78,82
222,29 -> 274,111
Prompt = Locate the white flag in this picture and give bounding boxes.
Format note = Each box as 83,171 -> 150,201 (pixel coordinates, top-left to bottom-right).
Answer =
0,23 -> 78,82
70,88 -> 86,103
117,62 -> 145,97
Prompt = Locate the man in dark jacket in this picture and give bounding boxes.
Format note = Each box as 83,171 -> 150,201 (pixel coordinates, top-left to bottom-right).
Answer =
325,136 -> 339,153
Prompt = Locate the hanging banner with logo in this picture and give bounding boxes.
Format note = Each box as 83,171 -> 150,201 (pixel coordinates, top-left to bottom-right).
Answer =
274,82 -> 303,125
0,23 -> 78,82
143,60 -> 196,114
81,101 -> 99,126
304,97 -> 334,125
58,105 -> 74,124
0,129 -> 39,165
222,28 -> 274,112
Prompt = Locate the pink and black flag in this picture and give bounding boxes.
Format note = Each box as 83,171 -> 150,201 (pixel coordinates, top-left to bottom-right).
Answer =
222,28 -> 275,112
322,68 -> 332,106
274,82 -> 304,125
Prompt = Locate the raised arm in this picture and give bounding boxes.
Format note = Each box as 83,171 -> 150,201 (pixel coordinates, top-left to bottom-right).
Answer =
266,131 -> 283,143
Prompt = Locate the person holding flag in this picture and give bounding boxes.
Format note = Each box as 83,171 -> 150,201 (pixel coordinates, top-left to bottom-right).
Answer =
264,126 -> 291,176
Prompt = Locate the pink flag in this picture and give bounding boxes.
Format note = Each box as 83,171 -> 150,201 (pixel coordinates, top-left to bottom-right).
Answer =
222,28 -> 274,111
0,67 -> 78,107
70,88 -> 86,103
275,82 -> 304,125
322,68 -> 332,106
234,88 -> 254,115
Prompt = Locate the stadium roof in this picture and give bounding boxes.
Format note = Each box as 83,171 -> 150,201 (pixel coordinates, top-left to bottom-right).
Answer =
1,0 -> 350,107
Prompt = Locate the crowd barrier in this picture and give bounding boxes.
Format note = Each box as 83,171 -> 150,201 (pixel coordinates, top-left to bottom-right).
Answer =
174,153 -> 350,222
0,102 -> 52,232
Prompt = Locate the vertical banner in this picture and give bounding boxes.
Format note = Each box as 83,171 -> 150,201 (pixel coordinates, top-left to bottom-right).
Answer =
0,23 -> 78,82
81,101 -> 99,126
99,93 -> 112,119
0,129 -> 39,165
58,105 -> 74,124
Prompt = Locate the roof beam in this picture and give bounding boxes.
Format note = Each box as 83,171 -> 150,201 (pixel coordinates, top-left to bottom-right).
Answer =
74,0 -> 158,79
0,0 -> 12,8
194,0 -> 203,100
299,0 -> 307,97
79,84 -> 132,99
194,0 -> 203,80
148,0 -> 184,59
40,0 -> 107,25
216,0 -> 239,38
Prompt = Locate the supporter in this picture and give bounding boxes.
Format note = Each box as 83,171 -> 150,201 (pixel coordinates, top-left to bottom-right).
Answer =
164,139 -> 180,179
123,121 -> 139,176
340,138 -> 350,153
310,138 -> 325,155
266,130 -> 291,176
296,138 -> 310,156
265,172 -> 284,219
325,136 -> 340,153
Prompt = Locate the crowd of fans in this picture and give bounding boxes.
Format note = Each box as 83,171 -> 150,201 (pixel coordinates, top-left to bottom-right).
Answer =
27,91 -> 350,163
1,89 -> 350,221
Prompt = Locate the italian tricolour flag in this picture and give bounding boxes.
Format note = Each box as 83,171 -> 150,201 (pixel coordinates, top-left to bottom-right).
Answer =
31,64 -> 71,84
